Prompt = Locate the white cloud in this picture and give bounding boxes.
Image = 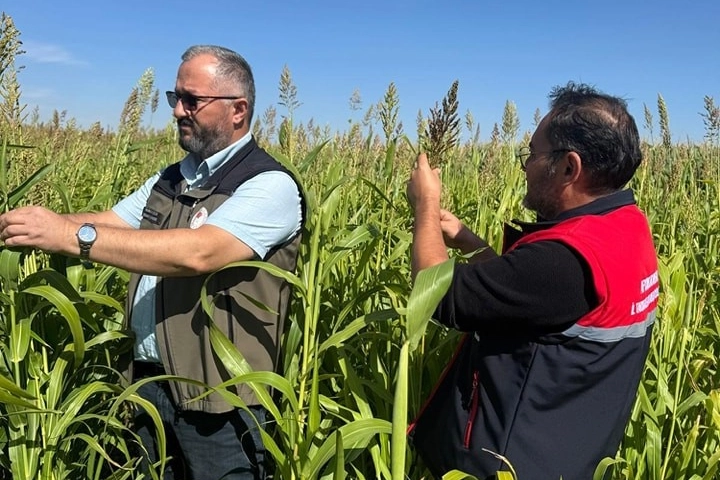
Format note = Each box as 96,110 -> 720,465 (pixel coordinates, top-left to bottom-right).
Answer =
21,40 -> 88,66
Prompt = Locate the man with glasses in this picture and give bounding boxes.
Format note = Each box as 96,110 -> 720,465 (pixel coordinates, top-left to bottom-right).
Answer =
0,45 -> 303,479
406,82 -> 658,479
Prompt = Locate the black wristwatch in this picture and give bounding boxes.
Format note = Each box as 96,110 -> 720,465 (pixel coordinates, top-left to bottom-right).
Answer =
76,223 -> 97,259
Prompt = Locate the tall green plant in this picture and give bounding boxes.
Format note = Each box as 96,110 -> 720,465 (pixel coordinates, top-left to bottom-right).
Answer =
0,247 -> 144,479
391,259 -> 454,478
0,136 -> 158,479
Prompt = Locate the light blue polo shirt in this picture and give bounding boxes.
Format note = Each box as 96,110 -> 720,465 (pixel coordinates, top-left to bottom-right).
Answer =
112,132 -> 302,362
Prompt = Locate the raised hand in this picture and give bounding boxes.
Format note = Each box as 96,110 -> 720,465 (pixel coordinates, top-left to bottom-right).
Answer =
407,153 -> 441,210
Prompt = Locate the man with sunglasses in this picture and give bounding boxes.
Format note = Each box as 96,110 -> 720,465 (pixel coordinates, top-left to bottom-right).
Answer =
0,45 -> 303,479
407,82 -> 658,479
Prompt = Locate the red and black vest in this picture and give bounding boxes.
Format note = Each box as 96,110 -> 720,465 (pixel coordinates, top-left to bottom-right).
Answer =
409,205 -> 658,480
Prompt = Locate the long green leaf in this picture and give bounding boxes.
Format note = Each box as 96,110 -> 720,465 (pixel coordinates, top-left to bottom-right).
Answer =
0,391 -> 39,408
383,138 -> 397,178
318,309 -> 396,353
209,260 -> 303,290
0,373 -> 35,399
63,432 -> 131,471
298,140 -> 329,174
8,317 -> 31,362
321,225 -> 377,283
358,177 -> 396,211
28,268 -> 84,301
7,164 -> 53,208
48,382 -> 117,443
0,248 -> 22,286
22,285 -> 85,366
301,419 -> 392,479
442,471 -> 479,480
406,258 -> 455,351
391,342 -> 409,479
334,429 -> 346,480
46,351 -> 72,411
593,457 -> 622,480
0,137 -> 7,197
84,330 -> 133,349
79,291 -> 125,316
206,370 -> 298,416
206,320 -> 279,416
117,393 -> 169,477
49,180 -> 73,214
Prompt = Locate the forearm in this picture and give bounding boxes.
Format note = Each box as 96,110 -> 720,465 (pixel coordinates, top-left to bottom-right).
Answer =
82,224 -> 253,276
411,198 -> 449,280
63,210 -> 128,227
43,214 -> 251,276
64,212 -> 100,224
57,211 -> 180,272
60,211 -> 249,275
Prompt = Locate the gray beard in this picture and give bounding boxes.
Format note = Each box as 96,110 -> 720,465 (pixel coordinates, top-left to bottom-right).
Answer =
178,123 -> 232,160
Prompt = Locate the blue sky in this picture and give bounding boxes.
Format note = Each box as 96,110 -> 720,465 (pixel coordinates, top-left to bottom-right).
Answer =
5,0 -> 720,143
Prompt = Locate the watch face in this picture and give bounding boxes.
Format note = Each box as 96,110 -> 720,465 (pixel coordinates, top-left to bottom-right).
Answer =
78,225 -> 97,243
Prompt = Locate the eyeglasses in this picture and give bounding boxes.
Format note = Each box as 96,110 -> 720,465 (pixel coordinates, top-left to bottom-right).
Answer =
515,147 -> 572,171
165,91 -> 242,111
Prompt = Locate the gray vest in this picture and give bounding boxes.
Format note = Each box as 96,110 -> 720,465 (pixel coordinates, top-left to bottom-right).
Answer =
126,139 -> 304,412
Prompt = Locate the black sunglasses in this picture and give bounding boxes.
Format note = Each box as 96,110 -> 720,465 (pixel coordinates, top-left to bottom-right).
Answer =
166,91 -> 242,111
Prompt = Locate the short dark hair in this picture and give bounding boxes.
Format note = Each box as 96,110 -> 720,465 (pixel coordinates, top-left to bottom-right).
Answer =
182,45 -> 256,123
546,82 -> 642,193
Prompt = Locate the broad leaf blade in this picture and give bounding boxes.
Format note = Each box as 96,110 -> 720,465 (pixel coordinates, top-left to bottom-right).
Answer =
406,258 -> 454,351
301,419 -> 392,479
23,285 -> 85,366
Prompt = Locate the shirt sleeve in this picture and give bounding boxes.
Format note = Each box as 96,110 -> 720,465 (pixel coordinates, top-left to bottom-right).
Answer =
434,241 -> 596,335
206,170 -> 302,259
112,172 -> 162,229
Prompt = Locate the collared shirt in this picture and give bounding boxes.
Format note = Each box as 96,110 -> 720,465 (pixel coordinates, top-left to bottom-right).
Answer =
112,132 -> 302,362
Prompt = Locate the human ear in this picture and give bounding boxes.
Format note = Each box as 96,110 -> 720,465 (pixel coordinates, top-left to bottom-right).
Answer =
564,152 -> 583,182
233,98 -> 249,124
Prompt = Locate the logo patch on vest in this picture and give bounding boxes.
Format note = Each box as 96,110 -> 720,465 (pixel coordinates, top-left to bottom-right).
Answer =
190,207 -> 209,229
142,207 -> 163,225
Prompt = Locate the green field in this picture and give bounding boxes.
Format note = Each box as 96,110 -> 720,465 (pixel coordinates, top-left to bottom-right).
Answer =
1,13 -> 719,480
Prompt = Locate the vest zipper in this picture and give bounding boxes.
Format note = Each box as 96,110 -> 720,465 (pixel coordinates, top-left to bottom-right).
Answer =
463,370 -> 480,448
161,196 -> 199,410
160,288 -> 177,380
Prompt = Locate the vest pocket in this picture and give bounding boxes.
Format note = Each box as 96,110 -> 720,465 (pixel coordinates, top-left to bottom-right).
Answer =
463,369 -> 480,449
